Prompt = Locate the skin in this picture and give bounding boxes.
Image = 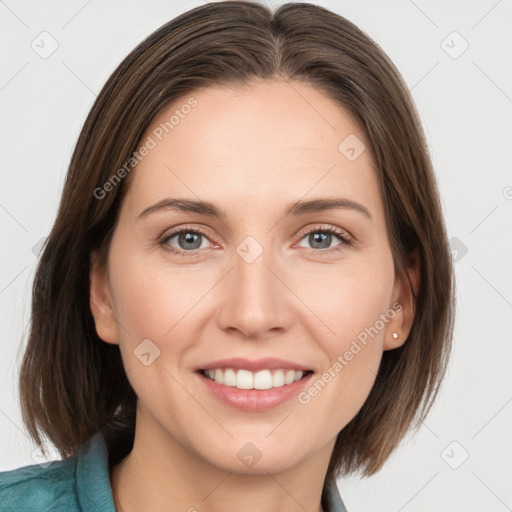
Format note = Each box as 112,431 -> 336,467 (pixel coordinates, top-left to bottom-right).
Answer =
90,79 -> 418,512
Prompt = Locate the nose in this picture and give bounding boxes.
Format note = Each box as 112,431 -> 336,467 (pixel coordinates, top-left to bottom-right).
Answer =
216,240 -> 293,340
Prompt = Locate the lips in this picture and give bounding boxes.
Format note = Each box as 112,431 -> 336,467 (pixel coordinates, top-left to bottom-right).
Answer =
196,369 -> 314,411
195,357 -> 313,373
193,357 -> 315,411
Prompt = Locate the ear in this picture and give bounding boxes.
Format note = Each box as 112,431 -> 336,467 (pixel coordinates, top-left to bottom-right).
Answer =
89,250 -> 119,345
383,248 -> 420,351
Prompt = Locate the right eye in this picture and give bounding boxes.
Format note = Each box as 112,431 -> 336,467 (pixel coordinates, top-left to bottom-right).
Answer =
159,225 -> 217,256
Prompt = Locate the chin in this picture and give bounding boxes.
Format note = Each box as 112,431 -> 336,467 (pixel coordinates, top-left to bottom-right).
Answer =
196,437 -> 308,475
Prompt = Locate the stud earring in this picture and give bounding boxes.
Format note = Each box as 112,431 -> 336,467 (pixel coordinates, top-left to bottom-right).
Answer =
392,332 -> 399,340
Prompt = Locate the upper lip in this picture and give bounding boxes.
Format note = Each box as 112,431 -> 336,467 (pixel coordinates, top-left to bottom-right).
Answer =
196,357 -> 313,373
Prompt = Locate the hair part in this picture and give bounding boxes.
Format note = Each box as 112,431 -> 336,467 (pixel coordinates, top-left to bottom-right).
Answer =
19,0 -> 455,478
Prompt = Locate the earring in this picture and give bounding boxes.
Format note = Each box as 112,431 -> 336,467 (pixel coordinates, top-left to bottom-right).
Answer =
392,332 -> 399,340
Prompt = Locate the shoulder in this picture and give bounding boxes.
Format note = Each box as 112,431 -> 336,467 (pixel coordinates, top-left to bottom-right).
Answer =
0,430 -> 117,512
0,457 -> 80,512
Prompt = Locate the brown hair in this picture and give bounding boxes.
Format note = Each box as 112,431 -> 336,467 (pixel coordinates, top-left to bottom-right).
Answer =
19,0 -> 455,478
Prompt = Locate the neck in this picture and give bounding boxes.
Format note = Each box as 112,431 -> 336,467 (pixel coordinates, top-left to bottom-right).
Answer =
110,408 -> 333,512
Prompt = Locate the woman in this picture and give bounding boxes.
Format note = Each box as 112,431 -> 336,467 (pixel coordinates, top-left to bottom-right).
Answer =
0,1 -> 455,511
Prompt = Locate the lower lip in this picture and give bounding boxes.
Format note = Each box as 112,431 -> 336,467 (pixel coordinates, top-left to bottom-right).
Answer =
196,371 -> 314,412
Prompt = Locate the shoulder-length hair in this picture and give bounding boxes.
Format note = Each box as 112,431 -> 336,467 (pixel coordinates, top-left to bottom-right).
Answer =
19,0 -> 455,478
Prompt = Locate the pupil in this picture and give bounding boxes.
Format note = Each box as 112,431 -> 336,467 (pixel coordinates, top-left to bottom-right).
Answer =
310,232 -> 330,249
179,232 -> 201,250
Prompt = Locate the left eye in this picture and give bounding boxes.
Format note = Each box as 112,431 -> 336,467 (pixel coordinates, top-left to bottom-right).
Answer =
297,228 -> 350,250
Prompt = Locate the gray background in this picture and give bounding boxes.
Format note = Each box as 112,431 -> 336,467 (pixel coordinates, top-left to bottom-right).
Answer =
1,0 -> 511,510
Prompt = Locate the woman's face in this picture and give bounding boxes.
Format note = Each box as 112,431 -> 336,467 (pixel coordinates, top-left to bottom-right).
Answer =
90,79 -> 412,474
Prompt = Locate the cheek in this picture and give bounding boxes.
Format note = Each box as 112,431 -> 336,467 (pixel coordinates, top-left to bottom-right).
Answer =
107,253 -> 209,401
291,257 -> 394,422
292,258 -> 394,351
109,247 -> 210,340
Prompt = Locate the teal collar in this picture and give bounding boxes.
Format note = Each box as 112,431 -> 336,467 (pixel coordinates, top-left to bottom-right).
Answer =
75,432 -> 116,511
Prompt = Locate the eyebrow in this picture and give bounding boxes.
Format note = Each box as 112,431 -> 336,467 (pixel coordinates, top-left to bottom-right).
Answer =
137,197 -> 372,220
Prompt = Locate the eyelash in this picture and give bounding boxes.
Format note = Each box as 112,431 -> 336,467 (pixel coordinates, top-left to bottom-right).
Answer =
158,224 -> 352,257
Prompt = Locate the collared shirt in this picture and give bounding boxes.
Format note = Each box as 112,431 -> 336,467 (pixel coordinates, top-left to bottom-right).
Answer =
0,432 -> 348,511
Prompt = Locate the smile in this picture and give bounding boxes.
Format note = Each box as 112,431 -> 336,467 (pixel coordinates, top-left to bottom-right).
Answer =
196,368 -> 314,412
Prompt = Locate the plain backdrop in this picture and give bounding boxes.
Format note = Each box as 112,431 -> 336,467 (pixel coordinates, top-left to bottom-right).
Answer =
1,1 -> 511,510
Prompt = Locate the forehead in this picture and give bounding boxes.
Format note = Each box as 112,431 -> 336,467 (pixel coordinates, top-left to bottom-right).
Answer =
123,80 -> 382,219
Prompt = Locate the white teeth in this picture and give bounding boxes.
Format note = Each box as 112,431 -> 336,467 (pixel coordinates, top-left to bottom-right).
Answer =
272,370 -> 284,387
253,370 -> 272,390
237,369 -> 253,389
223,368 -> 237,387
202,368 -> 307,390
285,369 -> 295,385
